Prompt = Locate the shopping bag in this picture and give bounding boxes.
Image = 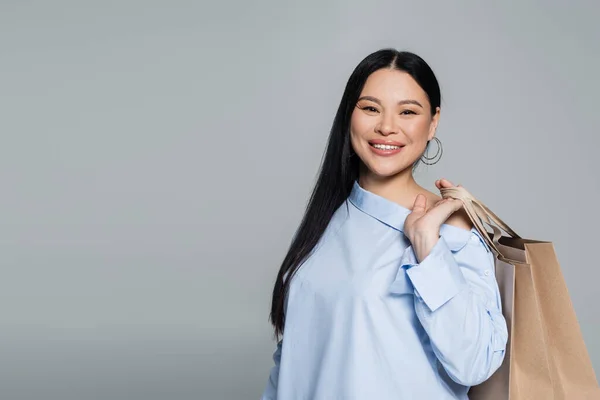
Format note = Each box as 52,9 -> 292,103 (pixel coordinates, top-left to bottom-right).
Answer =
440,186 -> 600,400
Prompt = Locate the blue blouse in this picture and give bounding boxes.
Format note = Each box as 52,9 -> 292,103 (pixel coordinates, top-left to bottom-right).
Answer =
261,181 -> 508,399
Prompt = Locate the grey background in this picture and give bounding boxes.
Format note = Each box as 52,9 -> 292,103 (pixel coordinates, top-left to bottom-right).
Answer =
1,1 -> 598,399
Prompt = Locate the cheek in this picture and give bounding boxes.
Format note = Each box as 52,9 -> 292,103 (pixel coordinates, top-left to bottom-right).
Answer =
400,119 -> 433,146
406,118 -> 430,134
350,111 -> 371,136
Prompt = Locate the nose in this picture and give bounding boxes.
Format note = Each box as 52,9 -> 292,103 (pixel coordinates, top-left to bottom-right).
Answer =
375,112 -> 398,136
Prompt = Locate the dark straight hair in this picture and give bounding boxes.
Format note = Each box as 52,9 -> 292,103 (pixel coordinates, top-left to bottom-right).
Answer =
269,48 -> 442,338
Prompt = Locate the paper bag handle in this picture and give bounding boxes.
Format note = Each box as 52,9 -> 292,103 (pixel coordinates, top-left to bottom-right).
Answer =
440,186 -> 521,262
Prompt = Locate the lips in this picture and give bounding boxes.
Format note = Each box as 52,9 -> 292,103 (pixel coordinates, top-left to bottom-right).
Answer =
368,139 -> 405,147
368,140 -> 405,156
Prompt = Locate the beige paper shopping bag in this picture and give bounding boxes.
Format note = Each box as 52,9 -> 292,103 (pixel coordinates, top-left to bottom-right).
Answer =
440,186 -> 600,400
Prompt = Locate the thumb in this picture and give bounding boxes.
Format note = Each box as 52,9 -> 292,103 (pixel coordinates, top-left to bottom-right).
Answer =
412,194 -> 427,214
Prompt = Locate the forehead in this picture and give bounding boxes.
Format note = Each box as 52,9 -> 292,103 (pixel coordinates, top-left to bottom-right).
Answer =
360,69 -> 428,101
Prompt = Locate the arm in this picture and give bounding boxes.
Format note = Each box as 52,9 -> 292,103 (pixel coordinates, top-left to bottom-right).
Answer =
401,230 -> 508,386
260,340 -> 283,400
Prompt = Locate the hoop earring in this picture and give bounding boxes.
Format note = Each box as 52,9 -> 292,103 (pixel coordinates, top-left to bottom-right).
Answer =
420,136 -> 443,165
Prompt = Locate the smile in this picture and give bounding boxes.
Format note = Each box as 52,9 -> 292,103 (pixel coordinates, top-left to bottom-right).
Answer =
371,144 -> 402,150
368,142 -> 404,156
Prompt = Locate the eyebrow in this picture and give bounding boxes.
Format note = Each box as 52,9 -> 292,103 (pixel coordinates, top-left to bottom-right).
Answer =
357,96 -> 424,108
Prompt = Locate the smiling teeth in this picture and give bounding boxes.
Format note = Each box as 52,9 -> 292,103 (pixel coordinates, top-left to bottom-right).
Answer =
372,144 -> 401,150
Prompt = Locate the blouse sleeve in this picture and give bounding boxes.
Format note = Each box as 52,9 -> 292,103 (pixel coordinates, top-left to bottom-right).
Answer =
260,339 -> 283,400
391,228 -> 508,387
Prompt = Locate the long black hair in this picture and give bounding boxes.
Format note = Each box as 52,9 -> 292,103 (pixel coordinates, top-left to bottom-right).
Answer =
269,48 -> 442,338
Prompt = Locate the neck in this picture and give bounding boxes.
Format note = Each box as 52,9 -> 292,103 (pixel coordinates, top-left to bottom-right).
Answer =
358,168 -> 423,210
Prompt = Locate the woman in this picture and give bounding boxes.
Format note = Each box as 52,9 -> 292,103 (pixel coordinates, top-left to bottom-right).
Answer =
260,49 -> 508,399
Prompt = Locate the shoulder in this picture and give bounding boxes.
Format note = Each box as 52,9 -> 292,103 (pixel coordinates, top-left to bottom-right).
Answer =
445,206 -> 474,231
441,206 -> 492,255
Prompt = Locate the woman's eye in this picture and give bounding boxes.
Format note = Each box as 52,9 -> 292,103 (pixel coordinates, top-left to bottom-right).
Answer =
400,110 -> 416,115
362,106 -> 378,112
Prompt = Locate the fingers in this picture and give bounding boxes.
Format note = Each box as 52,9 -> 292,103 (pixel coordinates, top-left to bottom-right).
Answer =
439,178 -> 454,187
412,194 -> 427,214
427,197 -> 463,221
406,193 -> 463,236
441,198 -> 463,213
436,178 -> 462,190
435,179 -> 450,189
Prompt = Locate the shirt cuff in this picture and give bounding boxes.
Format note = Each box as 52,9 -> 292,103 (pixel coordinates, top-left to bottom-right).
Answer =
404,236 -> 468,312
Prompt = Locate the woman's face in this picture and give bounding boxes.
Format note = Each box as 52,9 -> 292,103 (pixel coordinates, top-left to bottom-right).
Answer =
350,68 -> 440,178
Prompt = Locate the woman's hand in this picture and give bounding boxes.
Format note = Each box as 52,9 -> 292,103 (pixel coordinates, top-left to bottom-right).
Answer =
404,178 -> 464,262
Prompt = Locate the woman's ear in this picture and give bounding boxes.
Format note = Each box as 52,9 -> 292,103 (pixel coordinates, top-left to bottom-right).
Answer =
428,106 -> 441,141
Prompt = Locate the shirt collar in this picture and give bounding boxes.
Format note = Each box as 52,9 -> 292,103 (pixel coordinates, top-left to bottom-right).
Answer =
347,180 -> 473,250
348,180 -> 411,233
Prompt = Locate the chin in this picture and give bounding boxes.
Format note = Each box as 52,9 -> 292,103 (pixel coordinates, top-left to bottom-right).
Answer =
361,160 -> 405,178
